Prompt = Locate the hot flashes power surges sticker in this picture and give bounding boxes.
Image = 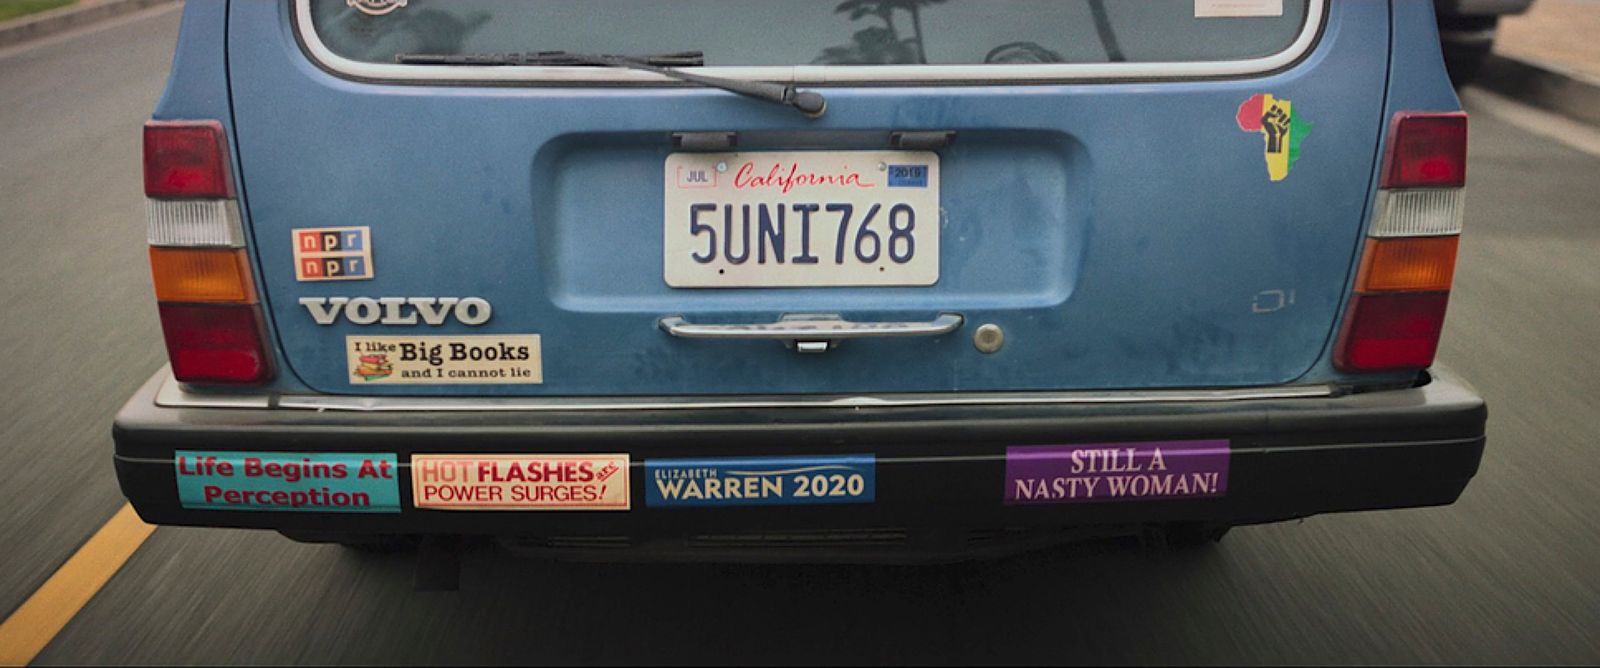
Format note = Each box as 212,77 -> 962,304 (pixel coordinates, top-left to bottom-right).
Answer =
412,455 -> 629,510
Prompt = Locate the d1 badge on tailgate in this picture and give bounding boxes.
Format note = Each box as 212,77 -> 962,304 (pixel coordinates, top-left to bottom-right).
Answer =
663,151 -> 940,288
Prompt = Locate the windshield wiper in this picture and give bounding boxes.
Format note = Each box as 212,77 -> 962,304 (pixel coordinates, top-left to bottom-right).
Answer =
400,51 -> 708,67
396,50 -> 828,119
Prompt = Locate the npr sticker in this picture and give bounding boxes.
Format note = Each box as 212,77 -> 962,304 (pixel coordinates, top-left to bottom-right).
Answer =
1237,93 -> 1312,182
1195,0 -> 1283,18
1005,440 -> 1229,505
646,455 -> 875,507
412,454 -> 630,510
293,226 -> 373,281
348,335 -> 541,384
175,451 -> 400,513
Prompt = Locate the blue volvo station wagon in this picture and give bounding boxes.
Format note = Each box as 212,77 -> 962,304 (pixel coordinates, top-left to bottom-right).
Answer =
116,0 -> 1486,561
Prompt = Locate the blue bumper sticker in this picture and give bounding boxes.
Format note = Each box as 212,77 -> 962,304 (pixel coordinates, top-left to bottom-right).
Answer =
175,451 -> 401,513
887,164 -> 928,188
645,455 -> 876,507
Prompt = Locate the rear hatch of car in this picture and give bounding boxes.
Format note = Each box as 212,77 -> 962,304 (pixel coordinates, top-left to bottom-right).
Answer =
227,0 -> 1387,396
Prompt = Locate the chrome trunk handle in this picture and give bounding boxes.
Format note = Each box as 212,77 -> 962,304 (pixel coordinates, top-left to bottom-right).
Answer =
657,313 -> 964,353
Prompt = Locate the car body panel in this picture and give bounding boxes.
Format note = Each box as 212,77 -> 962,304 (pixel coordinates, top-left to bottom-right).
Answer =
224,0 -> 1396,397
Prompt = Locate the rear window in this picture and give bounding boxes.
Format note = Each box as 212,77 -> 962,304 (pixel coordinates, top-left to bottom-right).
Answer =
309,0 -> 1314,68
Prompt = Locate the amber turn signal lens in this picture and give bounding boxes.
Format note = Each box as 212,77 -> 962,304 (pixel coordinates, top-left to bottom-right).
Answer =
1355,236 -> 1459,293
149,247 -> 255,303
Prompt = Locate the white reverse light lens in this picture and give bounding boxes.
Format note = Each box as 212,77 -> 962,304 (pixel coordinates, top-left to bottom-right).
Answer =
1369,189 -> 1465,238
147,199 -> 246,248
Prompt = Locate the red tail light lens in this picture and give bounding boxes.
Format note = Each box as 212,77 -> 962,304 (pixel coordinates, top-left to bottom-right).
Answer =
1334,293 -> 1450,372
144,120 -> 233,199
157,303 -> 272,384
1380,112 -> 1468,189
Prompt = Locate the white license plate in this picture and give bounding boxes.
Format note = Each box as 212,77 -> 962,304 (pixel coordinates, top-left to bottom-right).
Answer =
663,151 -> 940,288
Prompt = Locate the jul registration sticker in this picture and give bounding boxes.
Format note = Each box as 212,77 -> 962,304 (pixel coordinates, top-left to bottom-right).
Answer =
412,454 -> 630,510
293,226 -> 373,281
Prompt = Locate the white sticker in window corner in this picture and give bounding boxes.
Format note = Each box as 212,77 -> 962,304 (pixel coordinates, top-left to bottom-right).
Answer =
1196,0 -> 1284,18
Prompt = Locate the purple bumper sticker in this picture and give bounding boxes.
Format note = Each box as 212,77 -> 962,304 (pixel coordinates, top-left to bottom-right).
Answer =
1004,440 -> 1230,505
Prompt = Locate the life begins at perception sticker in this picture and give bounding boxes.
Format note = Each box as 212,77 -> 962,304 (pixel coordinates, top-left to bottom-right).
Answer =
348,335 -> 541,385
1005,440 -> 1230,505
412,454 -> 630,510
175,451 -> 400,513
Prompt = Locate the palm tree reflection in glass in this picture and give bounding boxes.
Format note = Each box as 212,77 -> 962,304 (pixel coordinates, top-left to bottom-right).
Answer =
813,0 -> 949,65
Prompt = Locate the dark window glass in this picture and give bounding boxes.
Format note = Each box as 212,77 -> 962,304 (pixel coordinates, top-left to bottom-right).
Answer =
310,0 -> 1313,68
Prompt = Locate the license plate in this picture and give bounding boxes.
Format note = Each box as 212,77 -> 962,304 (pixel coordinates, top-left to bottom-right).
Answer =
664,151 -> 940,287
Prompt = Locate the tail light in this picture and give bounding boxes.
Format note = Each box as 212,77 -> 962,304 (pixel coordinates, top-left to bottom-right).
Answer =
1380,113 -> 1468,189
149,248 -> 256,303
157,304 -> 272,384
144,121 -> 234,198
144,120 -> 271,384
1335,112 -> 1468,373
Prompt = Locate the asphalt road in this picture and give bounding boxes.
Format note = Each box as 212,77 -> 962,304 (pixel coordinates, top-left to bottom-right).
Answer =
3,6 -> 1599,664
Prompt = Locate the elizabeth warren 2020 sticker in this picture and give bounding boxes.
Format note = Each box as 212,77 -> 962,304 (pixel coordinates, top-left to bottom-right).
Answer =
294,226 -> 373,281
412,454 -> 630,510
645,455 -> 876,508
348,335 -> 541,385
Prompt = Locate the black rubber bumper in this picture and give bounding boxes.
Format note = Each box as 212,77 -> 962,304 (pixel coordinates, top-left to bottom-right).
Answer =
114,370 -> 1485,542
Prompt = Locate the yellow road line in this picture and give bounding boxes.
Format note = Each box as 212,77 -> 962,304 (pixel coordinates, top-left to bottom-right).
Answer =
0,504 -> 155,666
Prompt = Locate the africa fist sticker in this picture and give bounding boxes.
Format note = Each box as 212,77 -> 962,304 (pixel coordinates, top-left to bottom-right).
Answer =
1237,94 -> 1311,182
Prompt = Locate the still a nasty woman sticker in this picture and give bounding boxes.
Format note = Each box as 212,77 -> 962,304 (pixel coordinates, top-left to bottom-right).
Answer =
1004,440 -> 1230,505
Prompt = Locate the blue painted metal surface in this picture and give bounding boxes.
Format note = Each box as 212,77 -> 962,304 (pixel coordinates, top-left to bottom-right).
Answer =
192,1 -> 1411,396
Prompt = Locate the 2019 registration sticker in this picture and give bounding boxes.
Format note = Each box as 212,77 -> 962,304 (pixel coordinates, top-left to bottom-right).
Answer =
412,454 -> 630,510
1004,440 -> 1229,505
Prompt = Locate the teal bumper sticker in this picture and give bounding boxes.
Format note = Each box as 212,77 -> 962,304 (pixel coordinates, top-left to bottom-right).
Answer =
175,451 -> 401,513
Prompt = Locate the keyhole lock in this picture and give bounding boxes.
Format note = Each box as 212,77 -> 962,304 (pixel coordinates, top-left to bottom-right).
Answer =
974,324 -> 1005,354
